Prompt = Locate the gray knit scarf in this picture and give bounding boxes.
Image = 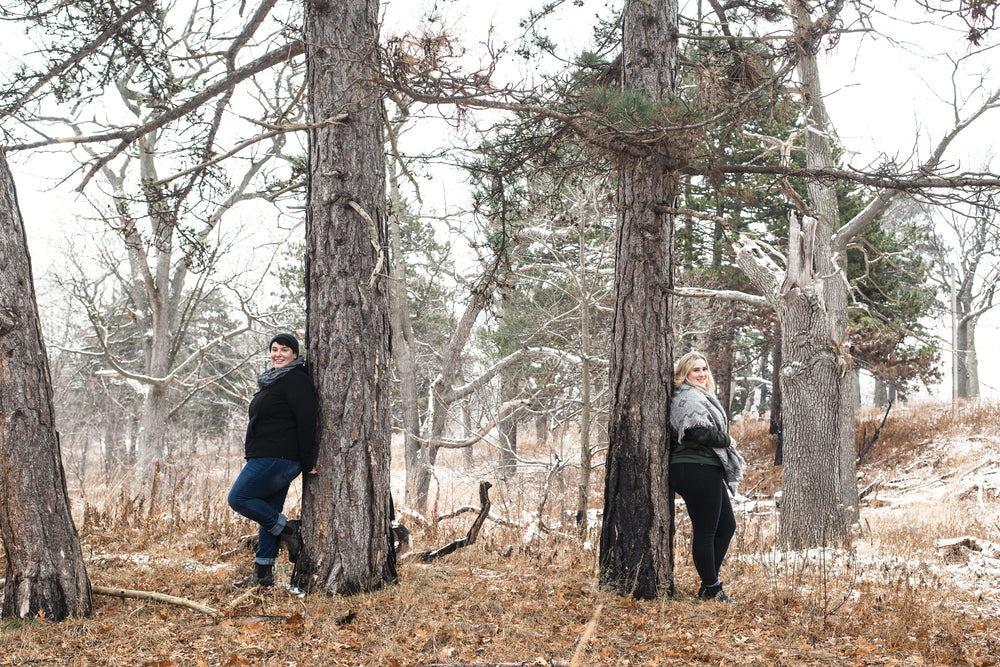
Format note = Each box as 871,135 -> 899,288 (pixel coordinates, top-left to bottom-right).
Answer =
257,356 -> 305,390
670,381 -> 745,490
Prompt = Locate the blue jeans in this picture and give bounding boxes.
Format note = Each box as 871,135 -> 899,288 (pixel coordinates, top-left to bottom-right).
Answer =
227,457 -> 302,565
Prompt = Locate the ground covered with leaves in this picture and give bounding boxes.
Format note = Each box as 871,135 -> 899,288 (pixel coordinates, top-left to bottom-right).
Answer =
1,539 -> 997,666
2,401 -> 1000,665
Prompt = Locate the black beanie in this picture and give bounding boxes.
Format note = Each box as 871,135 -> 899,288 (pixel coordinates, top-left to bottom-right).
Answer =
269,333 -> 300,357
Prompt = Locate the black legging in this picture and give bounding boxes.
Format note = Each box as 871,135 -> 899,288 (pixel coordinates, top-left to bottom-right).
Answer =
670,462 -> 736,587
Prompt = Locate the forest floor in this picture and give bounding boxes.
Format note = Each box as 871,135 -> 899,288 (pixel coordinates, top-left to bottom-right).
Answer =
2,400 -> 1000,666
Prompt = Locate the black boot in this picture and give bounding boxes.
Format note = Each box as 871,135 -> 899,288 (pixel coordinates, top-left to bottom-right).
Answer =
697,583 -> 734,603
233,563 -> 273,589
280,519 -> 302,563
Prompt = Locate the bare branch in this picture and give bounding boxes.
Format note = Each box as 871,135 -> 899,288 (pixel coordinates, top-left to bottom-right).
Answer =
6,40 -> 306,190
149,114 -> 347,187
2,0 -> 156,118
670,286 -> 769,308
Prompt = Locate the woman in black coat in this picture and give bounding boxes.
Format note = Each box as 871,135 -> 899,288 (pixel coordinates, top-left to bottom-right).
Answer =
669,350 -> 743,603
228,333 -> 317,588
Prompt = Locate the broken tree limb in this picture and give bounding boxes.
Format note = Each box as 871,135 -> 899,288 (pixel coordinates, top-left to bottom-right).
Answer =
92,585 -> 220,618
856,399 -> 893,466
408,482 -> 492,562
570,603 -> 603,667
437,505 -> 480,522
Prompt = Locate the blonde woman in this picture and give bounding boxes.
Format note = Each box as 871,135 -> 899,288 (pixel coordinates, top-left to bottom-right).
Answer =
669,351 -> 744,602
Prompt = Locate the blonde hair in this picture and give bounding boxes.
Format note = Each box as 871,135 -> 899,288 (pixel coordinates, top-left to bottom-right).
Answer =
673,350 -> 716,393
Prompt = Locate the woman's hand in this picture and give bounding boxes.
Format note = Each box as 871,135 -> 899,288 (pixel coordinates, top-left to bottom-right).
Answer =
307,468 -> 317,475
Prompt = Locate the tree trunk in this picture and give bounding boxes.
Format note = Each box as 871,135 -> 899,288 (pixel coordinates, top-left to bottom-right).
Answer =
966,318 -> 979,397
577,221 -> 593,532
755,6 -> 859,548
955,313 -> 970,398
873,378 -> 888,407
410,271 -> 495,513
387,165 -> 423,503
599,0 -> 678,600
738,215 -> 857,549
410,388 -> 443,514
705,300 -> 736,416
137,384 -> 168,471
775,293 -> 856,547
801,8 -> 859,524
462,400 -> 475,470
498,407 -> 518,476
771,335 -> 783,464
294,0 -> 396,595
0,150 -> 92,620
534,413 -> 549,448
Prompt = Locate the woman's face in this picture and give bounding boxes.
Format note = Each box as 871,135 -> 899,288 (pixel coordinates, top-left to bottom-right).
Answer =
686,358 -> 710,389
270,342 -> 296,369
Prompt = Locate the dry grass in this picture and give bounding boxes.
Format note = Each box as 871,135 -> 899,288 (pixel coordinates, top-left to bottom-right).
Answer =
2,399 -> 1000,665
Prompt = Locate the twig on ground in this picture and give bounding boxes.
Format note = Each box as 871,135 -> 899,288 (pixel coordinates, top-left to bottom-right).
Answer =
227,586 -> 260,610
407,481 -> 492,562
570,603 -> 603,667
92,585 -> 220,618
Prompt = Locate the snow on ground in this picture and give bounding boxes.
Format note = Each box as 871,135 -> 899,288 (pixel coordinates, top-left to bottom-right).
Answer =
388,423 -> 1000,613
728,432 -> 1000,615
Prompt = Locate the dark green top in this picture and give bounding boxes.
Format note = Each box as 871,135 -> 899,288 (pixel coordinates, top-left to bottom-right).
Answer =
669,426 -> 730,467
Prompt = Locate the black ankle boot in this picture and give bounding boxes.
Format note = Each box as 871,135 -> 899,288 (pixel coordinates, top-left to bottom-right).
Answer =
234,563 -> 273,588
280,519 -> 302,563
697,583 -> 734,603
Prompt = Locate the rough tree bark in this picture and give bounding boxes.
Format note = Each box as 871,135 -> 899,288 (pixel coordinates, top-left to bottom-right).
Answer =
773,4 -> 860,547
0,150 -> 92,620
955,297 -> 980,398
737,213 -> 857,547
576,219 -> 594,532
497,368 -> 519,475
738,5 -> 860,548
386,163 -> 423,496
599,0 -> 678,599
770,334 -> 783,464
734,2 -> 997,547
293,0 -> 397,595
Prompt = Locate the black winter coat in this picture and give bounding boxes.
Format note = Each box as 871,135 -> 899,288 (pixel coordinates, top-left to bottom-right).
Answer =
245,364 -> 318,470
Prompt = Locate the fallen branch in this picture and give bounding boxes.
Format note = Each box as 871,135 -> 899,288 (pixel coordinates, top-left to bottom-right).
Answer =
858,476 -> 882,501
856,399 -> 893,466
92,585 -> 220,618
571,603 -> 603,667
408,482 -> 492,562
437,505 -> 479,522
227,586 -> 261,610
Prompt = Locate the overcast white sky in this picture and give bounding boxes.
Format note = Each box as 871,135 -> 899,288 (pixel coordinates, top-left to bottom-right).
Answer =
2,0 -> 998,399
